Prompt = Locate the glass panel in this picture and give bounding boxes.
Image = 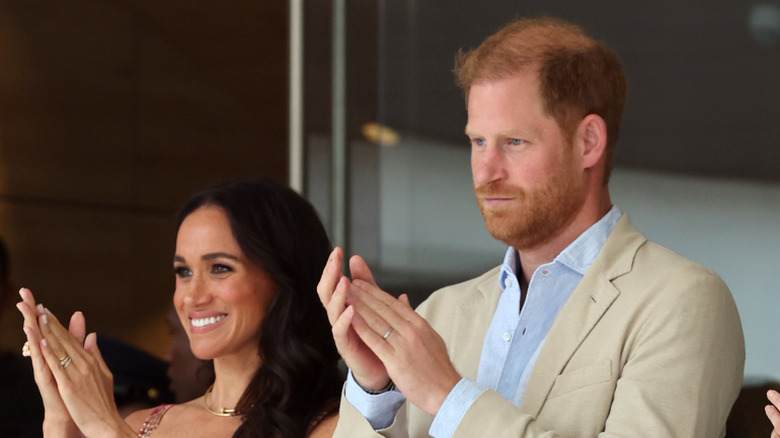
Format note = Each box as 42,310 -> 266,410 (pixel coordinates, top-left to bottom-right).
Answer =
302,0 -> 780,348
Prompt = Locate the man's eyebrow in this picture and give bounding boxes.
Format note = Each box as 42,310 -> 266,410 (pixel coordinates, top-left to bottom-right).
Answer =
465,128 -> 527,137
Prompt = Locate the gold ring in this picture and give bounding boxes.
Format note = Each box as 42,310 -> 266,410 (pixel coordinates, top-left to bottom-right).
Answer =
382,328 -> 393,340
59,355 -> 72,368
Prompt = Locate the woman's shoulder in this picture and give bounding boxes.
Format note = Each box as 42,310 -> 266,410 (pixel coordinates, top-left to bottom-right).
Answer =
125,406 -> 158,432
126,404 -> 176,436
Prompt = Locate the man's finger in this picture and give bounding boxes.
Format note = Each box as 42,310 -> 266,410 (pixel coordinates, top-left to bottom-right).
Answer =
348,285 -> 398,343
325,277 -> 351,326
317,247 -> 344,307
352,280 -> 417,332
349,255 -> 377,285
351,309 -> 395,360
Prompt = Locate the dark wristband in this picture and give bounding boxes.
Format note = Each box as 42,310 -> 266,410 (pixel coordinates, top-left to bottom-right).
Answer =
362,379 -> 396,395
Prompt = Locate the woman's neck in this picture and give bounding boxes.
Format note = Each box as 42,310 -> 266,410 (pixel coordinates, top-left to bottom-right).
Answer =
209,351 -> 262,409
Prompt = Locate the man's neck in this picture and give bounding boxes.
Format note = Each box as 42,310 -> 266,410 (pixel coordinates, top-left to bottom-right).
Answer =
516,190 -> 612,284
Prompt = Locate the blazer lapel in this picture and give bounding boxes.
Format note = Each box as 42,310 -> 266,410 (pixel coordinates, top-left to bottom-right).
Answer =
449,270 -> 503,380
519,214 -> 646,417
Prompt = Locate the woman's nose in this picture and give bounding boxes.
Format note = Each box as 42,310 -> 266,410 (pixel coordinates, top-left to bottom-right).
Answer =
181,277 -> 212,306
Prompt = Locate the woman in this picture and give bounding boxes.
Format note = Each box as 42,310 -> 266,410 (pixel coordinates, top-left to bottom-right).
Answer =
17,177 -> 344,437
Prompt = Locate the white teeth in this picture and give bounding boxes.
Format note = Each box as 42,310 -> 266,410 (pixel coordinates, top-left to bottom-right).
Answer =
191,314 -> 226,328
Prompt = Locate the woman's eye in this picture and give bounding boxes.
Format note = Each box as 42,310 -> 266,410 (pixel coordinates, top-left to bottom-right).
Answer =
173,266 -> 192,278
212,264 -> 232,274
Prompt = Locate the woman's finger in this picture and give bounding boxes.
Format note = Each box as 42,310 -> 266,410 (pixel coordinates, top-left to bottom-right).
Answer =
84,333 -> 112,378
19,287 -> 39,312
22,325 -> 51,382
69,311 -> 86,344
37,308 -> 88,382
17,289 -> 42,337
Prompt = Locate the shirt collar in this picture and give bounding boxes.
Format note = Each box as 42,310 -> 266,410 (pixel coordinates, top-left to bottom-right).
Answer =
499,205 -> 622,288
499,247 -> 520,292
555,205 -> 622,275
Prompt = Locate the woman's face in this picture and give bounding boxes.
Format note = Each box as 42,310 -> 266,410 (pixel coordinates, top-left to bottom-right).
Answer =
173,206 -> 276,362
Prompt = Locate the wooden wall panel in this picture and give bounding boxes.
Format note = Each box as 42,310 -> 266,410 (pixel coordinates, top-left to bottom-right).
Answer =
0,0 -> 289,357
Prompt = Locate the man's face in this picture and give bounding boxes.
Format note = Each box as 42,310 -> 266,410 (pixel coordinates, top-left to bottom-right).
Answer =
467,71 -> 587,251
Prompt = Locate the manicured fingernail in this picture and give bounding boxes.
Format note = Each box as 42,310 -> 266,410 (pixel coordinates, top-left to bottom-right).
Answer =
42,314 -> 48,325
40,339 -> 47,348
37,304 -> 44,314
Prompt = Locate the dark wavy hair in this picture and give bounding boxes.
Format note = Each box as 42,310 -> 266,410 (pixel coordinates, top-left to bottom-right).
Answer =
175,177 -> 343,438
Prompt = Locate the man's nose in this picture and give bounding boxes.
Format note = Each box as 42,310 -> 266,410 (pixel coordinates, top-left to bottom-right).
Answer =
473,143 -> 508,186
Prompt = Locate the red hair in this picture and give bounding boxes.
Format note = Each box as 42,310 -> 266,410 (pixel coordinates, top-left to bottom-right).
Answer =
454,17 -> 627,184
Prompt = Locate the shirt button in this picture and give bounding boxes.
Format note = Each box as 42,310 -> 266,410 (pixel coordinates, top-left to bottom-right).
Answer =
502,332 -> 512,342
503,277 -> 512,288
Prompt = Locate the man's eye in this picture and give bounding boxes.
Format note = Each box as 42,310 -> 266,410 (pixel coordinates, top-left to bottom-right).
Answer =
173,266 -> 192,278
471,138 -> 485,146
511,138 -> 524,145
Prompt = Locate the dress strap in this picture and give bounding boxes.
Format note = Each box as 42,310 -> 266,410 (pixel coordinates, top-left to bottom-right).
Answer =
138,404 -> 173,437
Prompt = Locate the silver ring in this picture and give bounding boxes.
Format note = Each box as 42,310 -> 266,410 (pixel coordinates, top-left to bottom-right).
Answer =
59,355 -> 72,368
382,328 -> 393,340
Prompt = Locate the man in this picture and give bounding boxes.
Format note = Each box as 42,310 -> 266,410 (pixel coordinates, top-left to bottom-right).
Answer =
318,17 -> 745,437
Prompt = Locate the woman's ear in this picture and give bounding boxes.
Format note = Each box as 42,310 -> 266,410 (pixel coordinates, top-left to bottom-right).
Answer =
577,114 -> 608,170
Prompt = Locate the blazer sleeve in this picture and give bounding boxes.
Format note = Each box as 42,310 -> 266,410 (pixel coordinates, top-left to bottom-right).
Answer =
332,391 -> 411,438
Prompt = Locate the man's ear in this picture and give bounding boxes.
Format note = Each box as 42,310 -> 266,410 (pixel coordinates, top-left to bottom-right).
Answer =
577,114 -> 608,170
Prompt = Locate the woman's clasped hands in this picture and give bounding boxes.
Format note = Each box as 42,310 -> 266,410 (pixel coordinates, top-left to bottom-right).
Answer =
17,287 -> 137,438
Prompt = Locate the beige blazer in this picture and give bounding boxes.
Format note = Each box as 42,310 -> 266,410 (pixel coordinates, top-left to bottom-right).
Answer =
335,214 -> 745,437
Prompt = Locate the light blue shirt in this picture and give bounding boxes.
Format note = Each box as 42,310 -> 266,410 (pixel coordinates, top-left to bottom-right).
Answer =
346,206 -> 623,436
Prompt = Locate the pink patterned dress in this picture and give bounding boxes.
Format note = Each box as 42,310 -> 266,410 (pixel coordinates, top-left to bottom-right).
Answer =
137,404 -> 173,437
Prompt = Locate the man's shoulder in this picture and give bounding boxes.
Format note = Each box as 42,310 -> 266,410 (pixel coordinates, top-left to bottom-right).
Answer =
629,239 -> 729,293
601,220 -> 732,306
600,214 -> 725,284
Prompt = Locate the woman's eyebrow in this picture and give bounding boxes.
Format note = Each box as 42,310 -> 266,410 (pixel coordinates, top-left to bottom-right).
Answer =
201,252 -> 239,261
